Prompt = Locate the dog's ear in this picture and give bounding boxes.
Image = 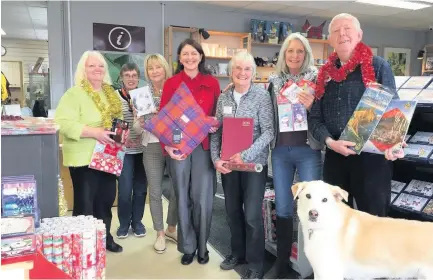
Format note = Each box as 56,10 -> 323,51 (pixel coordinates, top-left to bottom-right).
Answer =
291,182 -> 305,200
330,185 -> 349,202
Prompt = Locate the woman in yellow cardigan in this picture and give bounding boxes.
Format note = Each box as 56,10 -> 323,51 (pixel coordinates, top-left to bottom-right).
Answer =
55,51 -> 123,253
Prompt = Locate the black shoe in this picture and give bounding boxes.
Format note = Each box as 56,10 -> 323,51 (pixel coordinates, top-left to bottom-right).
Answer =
220,255 -> 245,270
197,251 -> 209,264
242,269 -> 264,279
106,241 -> 123,253
181,253 -> 195,265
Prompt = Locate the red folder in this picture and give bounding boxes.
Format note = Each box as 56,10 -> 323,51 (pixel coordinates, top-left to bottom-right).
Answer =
221,117 -> 254,161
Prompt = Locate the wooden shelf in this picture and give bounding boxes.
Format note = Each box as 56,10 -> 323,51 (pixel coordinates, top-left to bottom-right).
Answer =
207,56 -> 232,60
207,30 -> 249,37
252,38 -> 329,47
252,41 -> 282,47
257,66 -> 276,69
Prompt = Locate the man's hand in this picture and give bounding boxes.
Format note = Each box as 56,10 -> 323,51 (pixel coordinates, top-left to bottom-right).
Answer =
229,153 -> 244,164
326,138 -> 356,157
298,91 -> 315,111
165,146 -> 186,161
215,160 -> 232,174
384,142 -> 407,161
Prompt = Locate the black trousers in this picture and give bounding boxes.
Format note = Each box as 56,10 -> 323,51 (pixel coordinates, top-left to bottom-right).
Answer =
221,168 -> 267,272
69,166 -> 117,243
323,149 -> 393,217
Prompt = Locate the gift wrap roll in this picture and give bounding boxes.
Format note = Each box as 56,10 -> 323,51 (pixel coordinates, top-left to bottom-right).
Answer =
223,162 -> 263,172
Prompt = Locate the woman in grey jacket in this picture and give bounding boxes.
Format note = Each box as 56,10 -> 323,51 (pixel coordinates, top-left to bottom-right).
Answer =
210,51 -> 274,279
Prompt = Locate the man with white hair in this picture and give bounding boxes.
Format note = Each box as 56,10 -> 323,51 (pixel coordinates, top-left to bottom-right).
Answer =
308,13 -> 404,217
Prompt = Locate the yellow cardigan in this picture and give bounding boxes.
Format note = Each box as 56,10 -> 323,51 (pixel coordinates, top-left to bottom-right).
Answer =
55,86 -> 113,167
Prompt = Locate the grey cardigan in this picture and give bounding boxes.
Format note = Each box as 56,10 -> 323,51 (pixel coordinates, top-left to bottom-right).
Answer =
210,83 -> 274,166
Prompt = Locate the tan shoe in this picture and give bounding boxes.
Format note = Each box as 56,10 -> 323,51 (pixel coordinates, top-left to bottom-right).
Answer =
165,229 -> 178,244
154,235 -> 166,254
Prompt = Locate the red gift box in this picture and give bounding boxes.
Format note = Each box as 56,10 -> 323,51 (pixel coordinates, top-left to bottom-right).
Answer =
88,141 -> 126,176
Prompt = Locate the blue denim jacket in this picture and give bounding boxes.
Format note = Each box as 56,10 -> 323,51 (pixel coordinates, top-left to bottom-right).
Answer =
308,55 -> 397,144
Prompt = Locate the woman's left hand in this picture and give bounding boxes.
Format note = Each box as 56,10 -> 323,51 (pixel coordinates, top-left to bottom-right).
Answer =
384,141 -> 407,161
229,153 -> 244,164
298,91 -> 315,111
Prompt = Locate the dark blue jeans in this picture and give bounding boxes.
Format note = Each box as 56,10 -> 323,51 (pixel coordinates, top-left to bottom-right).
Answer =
271,145 -> 322,218
117,153 -> 148,228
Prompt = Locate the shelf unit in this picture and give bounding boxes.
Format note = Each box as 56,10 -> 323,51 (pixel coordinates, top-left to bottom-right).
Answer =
163,25 -> 200,73
389,78 -> 433,222
163,26 -> 330,87
421,44 -> 433,75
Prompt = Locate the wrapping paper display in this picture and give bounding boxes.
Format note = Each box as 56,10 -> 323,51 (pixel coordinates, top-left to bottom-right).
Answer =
1,176 -> 37,217
143,82 -> 220,156
223,162 -> 263,173
1,117 -> 58,135
35,216 -> 106,279
1,175 -> 39,259
89,142 -> 126,176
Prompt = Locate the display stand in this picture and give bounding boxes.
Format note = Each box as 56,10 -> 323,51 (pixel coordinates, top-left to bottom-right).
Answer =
1,132 -> 60,218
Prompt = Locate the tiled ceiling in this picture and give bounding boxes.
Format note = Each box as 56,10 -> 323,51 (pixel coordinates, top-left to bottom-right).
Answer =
1,1 -> 48,41
193,0 -> 433,31
1,0 -> 433,42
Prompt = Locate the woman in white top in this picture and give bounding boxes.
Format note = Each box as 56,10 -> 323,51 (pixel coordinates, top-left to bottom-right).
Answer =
133,53 -> 178,254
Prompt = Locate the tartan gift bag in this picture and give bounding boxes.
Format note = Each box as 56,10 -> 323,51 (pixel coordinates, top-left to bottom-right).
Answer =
144,82 -> 220,155
89,141 -> 126,176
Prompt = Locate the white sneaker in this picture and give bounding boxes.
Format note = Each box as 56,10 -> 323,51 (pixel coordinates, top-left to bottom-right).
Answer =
154,235 -> 166,254
165,229 -> 178,244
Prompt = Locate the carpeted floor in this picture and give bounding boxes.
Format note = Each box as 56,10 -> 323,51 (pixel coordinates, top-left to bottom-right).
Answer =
161,176 -> 303,279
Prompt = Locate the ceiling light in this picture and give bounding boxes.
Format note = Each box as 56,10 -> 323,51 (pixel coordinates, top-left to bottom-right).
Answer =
356,0 -> 431,10
1,29 -> 6,36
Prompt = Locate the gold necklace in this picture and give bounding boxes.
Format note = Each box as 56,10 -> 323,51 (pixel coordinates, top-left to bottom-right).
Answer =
81,79 -> 122,129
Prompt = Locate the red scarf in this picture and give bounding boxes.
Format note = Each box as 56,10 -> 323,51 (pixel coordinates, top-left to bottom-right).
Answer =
315,42 -> 376,100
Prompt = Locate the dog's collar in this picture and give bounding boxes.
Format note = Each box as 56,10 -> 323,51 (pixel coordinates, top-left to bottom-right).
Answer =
308,229 -> 314,240
307,228 -> 324,240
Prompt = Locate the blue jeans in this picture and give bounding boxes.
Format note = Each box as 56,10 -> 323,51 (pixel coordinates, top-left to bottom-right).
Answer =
271,145 -> 322,218
117,153 -> 148,228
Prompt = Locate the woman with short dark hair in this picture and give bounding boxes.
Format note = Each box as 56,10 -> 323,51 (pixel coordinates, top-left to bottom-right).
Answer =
115,62 -> 148,239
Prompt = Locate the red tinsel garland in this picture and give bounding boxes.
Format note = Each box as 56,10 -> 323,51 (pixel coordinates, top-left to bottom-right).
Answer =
315,42 -> 376,100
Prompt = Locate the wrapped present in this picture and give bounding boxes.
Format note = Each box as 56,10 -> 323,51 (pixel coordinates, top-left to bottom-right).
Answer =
144,82 -> 220,156
88,142 -> 126,176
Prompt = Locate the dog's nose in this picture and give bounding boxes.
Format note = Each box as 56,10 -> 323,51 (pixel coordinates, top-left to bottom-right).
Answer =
309,209 -> 319,218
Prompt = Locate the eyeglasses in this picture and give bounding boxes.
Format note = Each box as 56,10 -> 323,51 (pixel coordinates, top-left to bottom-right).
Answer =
123,74 -> 139,80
